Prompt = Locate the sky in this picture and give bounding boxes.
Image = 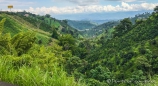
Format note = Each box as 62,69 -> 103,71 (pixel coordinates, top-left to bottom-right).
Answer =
0,0 -> 158,20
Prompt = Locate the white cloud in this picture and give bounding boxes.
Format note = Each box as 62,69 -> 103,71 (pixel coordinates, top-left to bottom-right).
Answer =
28,2 -> 157,14
8,2 -> 158,15
0,0 -> 34,7
104,0 -> 139,2
52,0 -> 99,6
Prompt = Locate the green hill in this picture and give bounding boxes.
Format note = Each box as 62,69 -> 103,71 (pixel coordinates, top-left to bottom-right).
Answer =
0,11 -> 82,44
71,9 -> 158,85
0,12 -> 86,86
0,13 -> 51,45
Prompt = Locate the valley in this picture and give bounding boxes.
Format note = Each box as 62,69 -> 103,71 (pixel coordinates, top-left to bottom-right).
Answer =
0,6 -> 158,86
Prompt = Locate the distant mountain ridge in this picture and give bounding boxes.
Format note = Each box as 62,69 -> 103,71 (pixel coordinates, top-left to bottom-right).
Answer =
53,11 -> 153,20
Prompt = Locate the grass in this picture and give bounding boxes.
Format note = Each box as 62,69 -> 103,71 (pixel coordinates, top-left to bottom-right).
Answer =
0,55 -> 86,86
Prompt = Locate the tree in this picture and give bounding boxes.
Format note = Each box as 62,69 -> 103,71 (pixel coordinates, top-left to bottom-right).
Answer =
65,56 -> 83,74
51,29 -> 59,39
135,19 -> 144,25
59,34 -> 76,50
88,65 -> 111,82
45,14 -> 51,18
154,6 -> 158,13
40,16 -> 44,21
63,20 -> 67,24
11,32 -> 36,56
113,18 -> 132,37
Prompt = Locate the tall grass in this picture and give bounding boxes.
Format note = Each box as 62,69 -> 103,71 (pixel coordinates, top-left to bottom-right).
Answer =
0,55 -> 86,86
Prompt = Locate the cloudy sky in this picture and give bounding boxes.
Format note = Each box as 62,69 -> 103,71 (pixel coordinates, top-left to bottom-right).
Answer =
0,0 -> 158,20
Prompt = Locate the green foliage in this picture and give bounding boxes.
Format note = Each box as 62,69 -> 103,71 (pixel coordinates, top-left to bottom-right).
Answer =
59,34 -> 76,50
0,18 -> 86,86
51,29 -> 59,39
0,18 -> 6,34
65,56 -> 83,74
11,32 -> 36,56
113,18 -> 132,37
0,33 -> 12,55
130,12 -> 151,24
58,20 -> 80,38
0,18 -> 14,55
154,6 -> 158,13
0,55 -> 85,86
1,7 -> 158,86
88,65 -> 111,82
86,78 -> 108,86
71,7 -> 158,86
45,14 -> 51,18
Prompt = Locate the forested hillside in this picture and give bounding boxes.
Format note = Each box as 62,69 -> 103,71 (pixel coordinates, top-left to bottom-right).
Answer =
0,6 -> 158,86
69,7 -> 158,86
67,20 -> 97,30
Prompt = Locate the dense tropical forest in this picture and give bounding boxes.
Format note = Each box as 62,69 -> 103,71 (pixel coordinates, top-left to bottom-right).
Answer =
0,6 -> 158,86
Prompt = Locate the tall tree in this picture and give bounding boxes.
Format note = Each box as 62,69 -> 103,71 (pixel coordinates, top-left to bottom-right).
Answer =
45,14 -> 51,18
154,6 -> 158,13
51,29 -> 59,39
113,18 -> 132,37
59,34 -> 76,50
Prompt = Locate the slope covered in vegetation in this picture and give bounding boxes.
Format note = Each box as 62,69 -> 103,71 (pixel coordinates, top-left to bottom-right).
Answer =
69,8 -> 158,86
0,16 -> 86,86
0,6 -> 158,86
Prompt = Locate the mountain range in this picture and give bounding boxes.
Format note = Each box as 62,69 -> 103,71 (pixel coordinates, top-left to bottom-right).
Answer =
53,10 -> 153,20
